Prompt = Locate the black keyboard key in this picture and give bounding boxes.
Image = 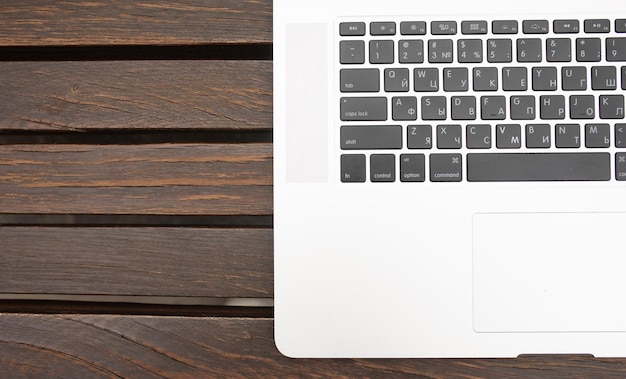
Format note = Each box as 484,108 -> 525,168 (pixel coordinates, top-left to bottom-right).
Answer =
607,38 -> 626,61
399,40 -> 424,63
617,124 -> 626,147
540,95 -> 566,119
570,95 -> 595,119
526,124 -> 551,148
585,123 -> 611,148
503,67 -> 527,91
340,97 -> 387,121
340,22 -> 366,36
370,22 -> 396,35
546,38 -> 572,62
496,124 -> 522,148
510,95 -> 535,120
555,124 -> 581,148
481,96 -> 506,120
414,68 -> 439,91
592,66 -> 617,90
517,38 -> 542,62
492,20 -> 518,34
369,40 -> 394,63
428,39 -> 454,63
341,154 -> 366,182
466,124 -> 492,149
340,69 -> 380,92
532,67 -> 558,91
599,95 -> 625,119
370,154 -> 396,182
340,40 -> 365,64
584,19 -> 610,33
461,21 -> 488,34
385,68 -> 410,92
392,96 -> 418,120
400,21 -> 426,35
437,124 -> 462,149
400,154 -> 426,182
473,67 -> 498,91
467,153 -> 610,181
553,20 -> 580,33
487,39 -> 512,62
562,66 -> 587,90
430,154 -> 462,182
431,21 -> 457,35
617,19 -> 626,33
576,38 -> 602,62
617,153 -> 626,180
340,125 -> 402,149
458,39 -> 483,63
443,68 -> 469,92
407,125 -> 433,149
523,20 -> 549,34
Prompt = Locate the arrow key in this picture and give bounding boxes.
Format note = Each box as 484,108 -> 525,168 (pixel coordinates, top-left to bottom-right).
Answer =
616,124 -> 626,148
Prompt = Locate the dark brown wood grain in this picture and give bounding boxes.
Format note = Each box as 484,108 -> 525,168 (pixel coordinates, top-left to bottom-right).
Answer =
0,61 -> 272,131
1,315 -> 625,379
0,0 -> 272,46
0,227 -> 272,298
0,144 -> 272,215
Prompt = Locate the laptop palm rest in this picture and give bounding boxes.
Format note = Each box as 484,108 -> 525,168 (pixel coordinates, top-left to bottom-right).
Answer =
473,212 -> 626,333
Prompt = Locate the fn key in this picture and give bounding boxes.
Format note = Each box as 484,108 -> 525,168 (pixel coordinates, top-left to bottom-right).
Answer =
341,154 -> 366,182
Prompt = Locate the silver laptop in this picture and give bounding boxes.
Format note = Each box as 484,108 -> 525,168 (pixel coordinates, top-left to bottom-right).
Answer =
274,0 -> 626,357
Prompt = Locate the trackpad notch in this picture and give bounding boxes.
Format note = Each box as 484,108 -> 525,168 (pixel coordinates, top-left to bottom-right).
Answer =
473,213 -> 626,333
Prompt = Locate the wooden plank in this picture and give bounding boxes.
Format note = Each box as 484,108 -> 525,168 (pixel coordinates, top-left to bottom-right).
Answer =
0,0 -> 272,46
0,315 -> 625,378
0,61 -> 272,131
0,144 -> 272,215
0,227 -> 272,298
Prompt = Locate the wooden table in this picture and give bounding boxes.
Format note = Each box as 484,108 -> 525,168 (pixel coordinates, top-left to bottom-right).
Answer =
1,1 -> 626,377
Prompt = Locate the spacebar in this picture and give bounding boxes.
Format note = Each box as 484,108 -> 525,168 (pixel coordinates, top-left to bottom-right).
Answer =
467,153 -> 611,182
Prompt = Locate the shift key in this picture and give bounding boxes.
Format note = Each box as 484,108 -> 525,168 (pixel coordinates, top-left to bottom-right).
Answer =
341,125 -> 402,149
341,97 -> 387,121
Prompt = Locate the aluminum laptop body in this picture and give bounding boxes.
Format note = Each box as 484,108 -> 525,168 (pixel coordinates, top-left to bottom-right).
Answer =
274,0 -> 626,357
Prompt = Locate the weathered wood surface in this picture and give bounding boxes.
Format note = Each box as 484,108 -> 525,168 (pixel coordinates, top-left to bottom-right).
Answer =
0,61 -> 272,131
0,227 -> 272,298
0,144 -> 272,215
0,0 -> 272,46
1,315 -> 625,379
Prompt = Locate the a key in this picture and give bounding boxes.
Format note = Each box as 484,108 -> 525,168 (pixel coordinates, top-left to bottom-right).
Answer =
461,21 -> 488,35
467,153 -> 610,181
517,39 -> 542,62
340,97 -> 387,121
429,39 -> 454,63
437,124 -> 462,149
562,66 -> 587,90
340,22 -> 366,36
400,21 -> 426,35
523,20 -> 549,34
570,95 -> 595,119
369,40 -> 394,64
431,21 -> 457,35
340,125 -> 402,149
443,68 -> 469,92
503,67 -> 528,91
617,124 -> 626,147
623,67 -> 626,90
599,95 -> 625,119
546,38 -> 572,62
340,69 -> 380,92
481,96 -> 506,120
540,95 -> 566,119
526,124 -> 551,148
414,68 -> 439,92
466,124 -> 492,149
421,96 -> 447,120
617,153 -> 626,181
487,39 -> 512,62
617,19 -> 626,33
584,19 -> 610,33
400,154 -> 426,182
553,20 -> 580,34
407,125 -> 433,149
399,40 -> 424,63
385,68 -> 410,92
370,22 -> 396,35
451,96 -> 477,120
430,154 -> 462,182
341,154 -> 366,182
592,66 -> 617,90
555,124 -> 581,148
607,38 -> 626,61
492,20 -> 518,34
340,40 -> 365,64
370,154 -> 395,182
532,67 -> 558,91
473,67 -> 498,91
496,124 -> 522,148
392,96 -> 418,121
458,39 -> 483,63
585,124 -> 610,148
510,95 -> 535,120
576,38 -> 601,62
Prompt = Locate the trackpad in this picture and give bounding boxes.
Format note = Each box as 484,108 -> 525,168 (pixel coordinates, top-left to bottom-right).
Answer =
473,213 -> 626,333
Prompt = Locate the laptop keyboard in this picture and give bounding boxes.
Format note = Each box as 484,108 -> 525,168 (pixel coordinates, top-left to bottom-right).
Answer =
338,18 -> 626,182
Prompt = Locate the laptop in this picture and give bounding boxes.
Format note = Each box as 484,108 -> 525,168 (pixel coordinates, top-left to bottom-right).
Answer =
273,0 -> 626,357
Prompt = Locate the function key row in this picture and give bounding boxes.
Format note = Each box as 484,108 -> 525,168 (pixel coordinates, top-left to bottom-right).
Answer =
340,20 -> 626,36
